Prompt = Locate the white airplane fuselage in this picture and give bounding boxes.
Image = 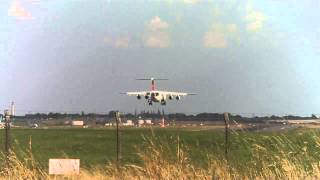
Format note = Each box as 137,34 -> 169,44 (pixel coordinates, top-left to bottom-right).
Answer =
146,91 -> 167,103
125,78 -> 190,106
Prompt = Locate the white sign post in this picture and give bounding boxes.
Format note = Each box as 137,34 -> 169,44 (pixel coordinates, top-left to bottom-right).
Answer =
49,159 -> 80,175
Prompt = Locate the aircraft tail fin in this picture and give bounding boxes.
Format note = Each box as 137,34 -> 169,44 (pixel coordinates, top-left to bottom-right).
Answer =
136,78 -> 168,91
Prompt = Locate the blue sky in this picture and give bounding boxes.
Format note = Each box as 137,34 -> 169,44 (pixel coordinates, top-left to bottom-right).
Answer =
1,0 -> 320,115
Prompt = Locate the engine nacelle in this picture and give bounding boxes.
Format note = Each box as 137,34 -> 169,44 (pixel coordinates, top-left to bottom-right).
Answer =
145,95 -> 149,99
169,95 -> 173,100
176,96 -> 180,100
137,95 -> 141,100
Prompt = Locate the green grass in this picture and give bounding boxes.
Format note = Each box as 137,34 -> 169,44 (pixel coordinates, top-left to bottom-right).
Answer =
1,127 -> 320,173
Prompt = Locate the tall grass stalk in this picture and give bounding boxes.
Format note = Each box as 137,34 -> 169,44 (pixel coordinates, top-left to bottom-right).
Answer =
2,129 -> 320,179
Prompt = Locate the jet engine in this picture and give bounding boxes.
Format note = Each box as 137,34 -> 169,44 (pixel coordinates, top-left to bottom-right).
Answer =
161,99 -> 166,105
168,95 -> 173,100
176,96 -> 180,100
145,95 -> 149,99
137,95 -> 141,100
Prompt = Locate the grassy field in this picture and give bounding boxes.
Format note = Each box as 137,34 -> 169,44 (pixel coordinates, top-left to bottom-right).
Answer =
2,127 -> 226,168
1,126 -> 320,178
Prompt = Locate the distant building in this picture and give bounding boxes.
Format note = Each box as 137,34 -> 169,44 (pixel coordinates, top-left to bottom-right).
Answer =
145,120 -> 152,125
105,122 -> 113,127
0,122 -> 5,129
138,120 -> 144,126
270,119 -> 320,124
287,120 -> 320,124
11,101 -> 15,116
123,120 -> 134,126
72,121 -> 84,126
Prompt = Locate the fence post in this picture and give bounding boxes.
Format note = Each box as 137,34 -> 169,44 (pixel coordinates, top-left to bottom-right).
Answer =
223,112 -> 230,161
4,109 -> 11,170
114,111 -> 122,168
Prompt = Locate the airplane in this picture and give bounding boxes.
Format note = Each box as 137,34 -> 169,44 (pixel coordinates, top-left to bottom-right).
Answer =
123,78 -> 195,106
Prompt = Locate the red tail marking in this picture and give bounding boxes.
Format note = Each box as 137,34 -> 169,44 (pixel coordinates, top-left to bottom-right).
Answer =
151,80 -> 155,91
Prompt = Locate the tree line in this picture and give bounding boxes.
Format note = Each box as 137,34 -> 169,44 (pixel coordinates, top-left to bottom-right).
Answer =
6,111 -> 319,122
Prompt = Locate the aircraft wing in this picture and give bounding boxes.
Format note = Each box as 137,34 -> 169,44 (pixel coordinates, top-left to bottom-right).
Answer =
124,91 -> 148,96
160,91 -> 195,96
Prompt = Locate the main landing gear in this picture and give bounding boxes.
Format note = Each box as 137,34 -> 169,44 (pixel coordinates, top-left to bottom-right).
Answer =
160,100 -> 166,106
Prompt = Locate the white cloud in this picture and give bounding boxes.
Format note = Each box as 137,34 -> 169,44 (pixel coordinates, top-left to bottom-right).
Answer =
182,0 -> 199,5
147,16 -> 169,31
144,16 -> 170,48
103,35 -> 131,48
144,32 -> 170,48
115,37 -> 130,48
27,0 -> 40,4
203,31 -> 227,48
8,1 -> 32,20
245,10 -> 266,32
203,23 -> 238,48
